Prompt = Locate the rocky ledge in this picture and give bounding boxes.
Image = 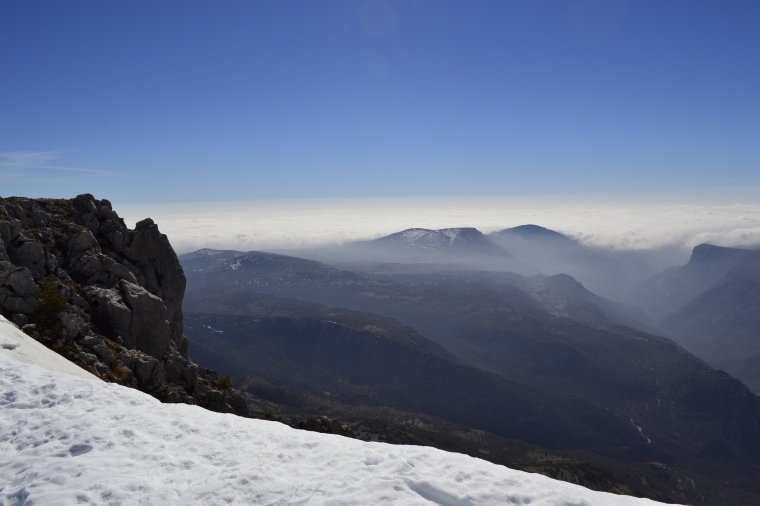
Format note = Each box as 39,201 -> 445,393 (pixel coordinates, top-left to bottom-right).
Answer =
0,194 -> 249,416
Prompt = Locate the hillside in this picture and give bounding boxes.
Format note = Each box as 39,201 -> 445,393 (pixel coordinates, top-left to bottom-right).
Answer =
183,250 -> 760,504
489,225 -> 651,301
628,244 -> 760,393
183,292 -> 648,455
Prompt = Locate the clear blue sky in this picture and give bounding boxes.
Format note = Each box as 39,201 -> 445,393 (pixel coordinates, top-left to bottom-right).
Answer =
1,1 -> 758,203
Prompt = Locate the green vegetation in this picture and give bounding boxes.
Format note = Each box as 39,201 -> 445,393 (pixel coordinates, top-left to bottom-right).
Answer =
218,375 -> 233,390
35,282 -> 67,318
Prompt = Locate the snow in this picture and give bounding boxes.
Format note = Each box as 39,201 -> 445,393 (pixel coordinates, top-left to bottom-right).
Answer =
399,229 -> 433,242
0,317 -> 97,382
394,228 -> 469,249
0,318 -> 672,506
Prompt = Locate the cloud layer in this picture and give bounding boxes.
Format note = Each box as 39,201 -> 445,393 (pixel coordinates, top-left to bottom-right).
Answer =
117,195 -> 760,255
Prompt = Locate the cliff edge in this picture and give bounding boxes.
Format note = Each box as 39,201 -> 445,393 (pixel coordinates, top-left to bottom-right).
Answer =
0,194 -> 249,415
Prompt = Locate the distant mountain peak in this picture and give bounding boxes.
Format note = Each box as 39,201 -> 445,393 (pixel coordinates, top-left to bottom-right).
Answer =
689,243 -> 744,265
376,227 -> 490,249
494,224 -> 572,241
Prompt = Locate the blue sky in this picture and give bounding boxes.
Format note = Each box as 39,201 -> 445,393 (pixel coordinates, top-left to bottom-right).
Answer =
1,0 -> 758,204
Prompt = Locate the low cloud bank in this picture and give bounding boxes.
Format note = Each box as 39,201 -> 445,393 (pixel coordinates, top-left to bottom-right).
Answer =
117,196 -> 760,255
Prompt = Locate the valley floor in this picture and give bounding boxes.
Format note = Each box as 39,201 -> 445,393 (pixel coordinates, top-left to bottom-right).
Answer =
0,319 -> 669,506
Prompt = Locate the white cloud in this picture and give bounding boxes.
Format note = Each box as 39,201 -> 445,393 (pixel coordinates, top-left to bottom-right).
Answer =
116,195 -> 760,254
0,151 -> 116,181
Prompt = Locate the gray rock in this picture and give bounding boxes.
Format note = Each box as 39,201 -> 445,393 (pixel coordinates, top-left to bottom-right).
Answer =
11,314 -> 29,327
58,312 -> 86,343
5,204 -> 28,227
118,349 -> 134,369
72,253 -> 139,287
70,294 -> 89,310
80,334 -> 103,348
165,388 -> 182,403
119,280 -> 171,359
83,286 -> 132,346
121,219 -> 187,349
225,390 -> 248,411
181,364 -> 198,390
46,253 -> 59,271
201,368 -> 220,383
92,361 -> 110,376
9,240 -> 46,279
207,389 -> 224,404
1,265 -> 39,296
132,355 -> 165,391
31,203 -> 49,227
76,351 -> 98,364
0,218 -> 22,245
68,229 -> 100,253
0,264 -> 40,314
91,342 -> 111,365
164,355 -> 184,384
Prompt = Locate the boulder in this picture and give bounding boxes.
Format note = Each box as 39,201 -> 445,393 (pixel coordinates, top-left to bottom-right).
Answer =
83,286 -> 132,345
164,354 -> 184,384
58,312 -> 86,343
132,355 -> 165,391
0,264 -> 40,314
1,264 -> 39,296
9,239 -> 46,279
31,203 -> 50,228
67,229 -> 100,255
119,280 -> 171,359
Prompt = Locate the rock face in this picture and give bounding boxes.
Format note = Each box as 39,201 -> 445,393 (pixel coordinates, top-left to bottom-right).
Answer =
298,417 -> 356,438
0,194 -> 249,417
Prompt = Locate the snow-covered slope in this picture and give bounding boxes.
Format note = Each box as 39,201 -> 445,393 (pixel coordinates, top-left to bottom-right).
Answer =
0,320 -> 670,505
0,316 -> 97,381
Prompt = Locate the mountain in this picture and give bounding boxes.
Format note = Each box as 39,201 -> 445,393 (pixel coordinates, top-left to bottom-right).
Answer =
489,225 -> 652,301
183,291 -> 648,456
496,224 -> 576,242
375,227 -> 509,255
423,270 -> 658,335
182,250 -> 760,503
627,244 -> 746,322
299,227 -> 537,275
629,244 -> 760,393
178,248 -> 246,273
0,329 -> 670,506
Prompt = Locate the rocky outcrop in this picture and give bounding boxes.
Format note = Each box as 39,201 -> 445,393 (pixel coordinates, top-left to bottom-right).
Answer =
0,194 -> 248,417
297,417 -> 356,438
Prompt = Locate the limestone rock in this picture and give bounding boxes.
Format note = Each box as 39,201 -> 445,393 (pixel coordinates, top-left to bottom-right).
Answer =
8,239 -> 46,279
121,218 -> 187,351
84,286 -> 132,345
119,280 -> 171,359
71,252 -> 138,287
132,355 -> 165,392
58,312 -> 86,343
0,263 -> 40,314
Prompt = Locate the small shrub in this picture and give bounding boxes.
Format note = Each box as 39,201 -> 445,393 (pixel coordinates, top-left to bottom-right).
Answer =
35,282 -> 67,318
218,375 -> 233,390
113,364 -> 133,382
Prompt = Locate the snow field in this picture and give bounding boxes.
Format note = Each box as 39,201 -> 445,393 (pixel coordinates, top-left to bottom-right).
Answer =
0,322 -> 672,505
